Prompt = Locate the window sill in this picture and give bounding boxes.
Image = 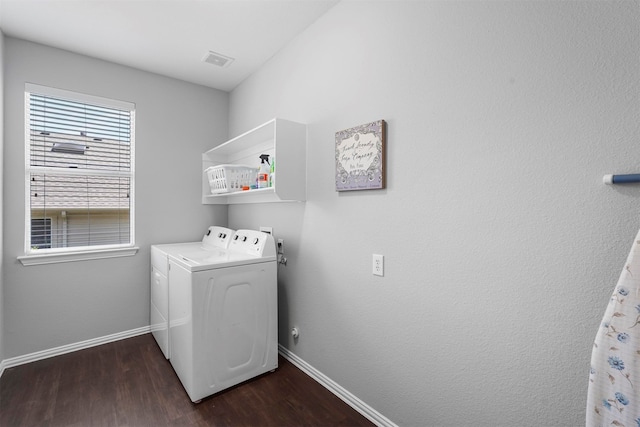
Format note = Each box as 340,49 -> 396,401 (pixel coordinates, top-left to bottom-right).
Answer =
18,247 -> 139,266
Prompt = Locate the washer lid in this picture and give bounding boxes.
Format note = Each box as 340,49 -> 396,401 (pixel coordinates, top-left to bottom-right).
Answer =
170,250 -> 276,272
151,241 -> 207,257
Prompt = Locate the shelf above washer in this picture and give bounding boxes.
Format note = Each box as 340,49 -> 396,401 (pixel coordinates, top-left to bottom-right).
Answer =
202,118 -> 307,205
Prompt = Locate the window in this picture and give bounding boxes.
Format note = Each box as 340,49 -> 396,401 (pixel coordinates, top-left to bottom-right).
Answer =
20,84 -> 136,265
31,218 -> 52,249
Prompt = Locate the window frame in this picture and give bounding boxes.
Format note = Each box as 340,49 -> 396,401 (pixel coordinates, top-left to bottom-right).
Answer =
19,83 -> 138,266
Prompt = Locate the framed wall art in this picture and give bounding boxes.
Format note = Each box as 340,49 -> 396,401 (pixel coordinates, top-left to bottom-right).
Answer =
335,119 -> 386,191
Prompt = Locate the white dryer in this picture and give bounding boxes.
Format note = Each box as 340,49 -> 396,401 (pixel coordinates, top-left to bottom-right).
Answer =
168,229 -> 278,402
150,226 -> 234,359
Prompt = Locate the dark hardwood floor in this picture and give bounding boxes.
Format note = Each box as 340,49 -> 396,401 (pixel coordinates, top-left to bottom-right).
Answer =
0,334 -> 375,427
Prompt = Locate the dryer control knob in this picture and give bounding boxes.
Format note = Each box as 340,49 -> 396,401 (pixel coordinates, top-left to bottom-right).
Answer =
253,238 -> 259,244
242,236 -> 247,242
234,235 -> 239,240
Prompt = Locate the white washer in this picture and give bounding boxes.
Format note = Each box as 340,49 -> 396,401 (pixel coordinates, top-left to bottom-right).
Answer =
150,226 -> 234,359
168,229 -> 278,402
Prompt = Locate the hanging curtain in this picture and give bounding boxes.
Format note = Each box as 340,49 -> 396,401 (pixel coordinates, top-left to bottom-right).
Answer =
587,231 -> 640,427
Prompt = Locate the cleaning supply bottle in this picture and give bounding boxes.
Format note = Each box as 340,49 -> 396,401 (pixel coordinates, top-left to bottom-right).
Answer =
269,157 -> 275,188
258,154 -> 270,189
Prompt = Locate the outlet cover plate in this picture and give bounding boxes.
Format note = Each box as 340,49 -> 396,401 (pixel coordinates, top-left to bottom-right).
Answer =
373,254 -> 384,276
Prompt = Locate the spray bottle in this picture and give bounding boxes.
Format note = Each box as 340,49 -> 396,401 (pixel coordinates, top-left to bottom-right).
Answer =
258,154 -> 270,189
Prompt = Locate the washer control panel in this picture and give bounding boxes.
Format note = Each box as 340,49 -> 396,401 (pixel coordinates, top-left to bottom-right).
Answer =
230,229 -> 276,257
201,226 -> 235,249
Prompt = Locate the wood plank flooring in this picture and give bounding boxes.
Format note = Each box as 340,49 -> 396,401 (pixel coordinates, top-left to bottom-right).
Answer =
0,334 -> 375,427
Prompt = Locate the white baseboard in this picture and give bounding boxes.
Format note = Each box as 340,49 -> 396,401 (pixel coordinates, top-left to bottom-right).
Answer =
0,326 -> 150,377
278,344 -> 397,427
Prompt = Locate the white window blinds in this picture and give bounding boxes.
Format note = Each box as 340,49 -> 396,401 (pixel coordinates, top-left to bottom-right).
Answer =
25,84 -> 135,253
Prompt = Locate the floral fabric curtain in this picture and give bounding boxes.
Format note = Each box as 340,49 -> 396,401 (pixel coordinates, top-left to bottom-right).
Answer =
587,232 -> 640,427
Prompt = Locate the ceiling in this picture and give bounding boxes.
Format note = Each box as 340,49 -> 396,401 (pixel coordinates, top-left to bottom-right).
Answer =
0,0 -> 339,92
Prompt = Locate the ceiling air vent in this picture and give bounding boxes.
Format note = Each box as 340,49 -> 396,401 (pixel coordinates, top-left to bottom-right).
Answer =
202,51 -> 234,68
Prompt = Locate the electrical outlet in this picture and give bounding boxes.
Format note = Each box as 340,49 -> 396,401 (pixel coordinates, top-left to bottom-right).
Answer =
277,239 -> 284,254
373,254 -> 384,276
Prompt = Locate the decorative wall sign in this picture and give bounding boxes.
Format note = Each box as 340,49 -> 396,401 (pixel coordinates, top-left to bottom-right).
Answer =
335,119 -> 386,191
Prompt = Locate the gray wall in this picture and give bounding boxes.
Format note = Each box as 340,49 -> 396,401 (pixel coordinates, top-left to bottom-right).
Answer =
3,37 -> 228,358
228,1 -> 640,426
